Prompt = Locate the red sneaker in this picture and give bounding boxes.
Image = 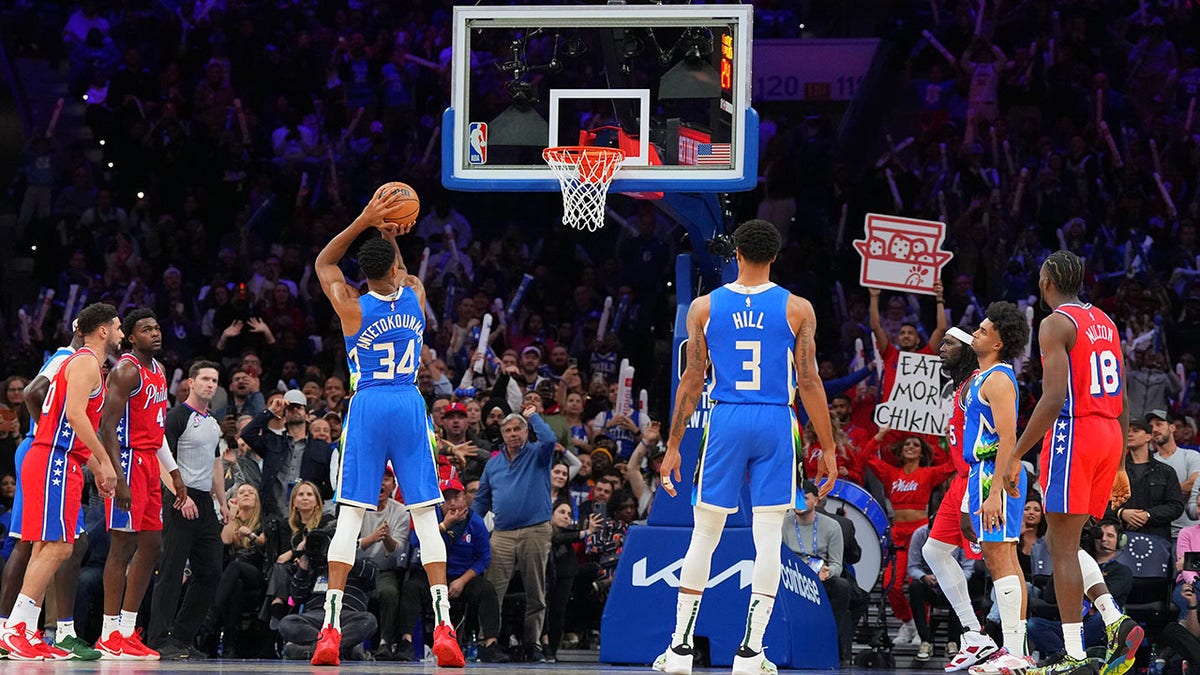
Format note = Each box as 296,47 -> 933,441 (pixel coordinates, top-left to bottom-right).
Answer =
310,626 -> 341,666
120,629 -> 160,661
94,631 -> 129,660
0,623 -> 44,661
433,624 -> 466,668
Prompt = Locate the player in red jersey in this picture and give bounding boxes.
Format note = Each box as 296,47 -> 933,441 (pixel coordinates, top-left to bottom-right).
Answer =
925,326 -> 1000,672
0,303 -> 121,661
1013,251 -> 1141,675
96,309 -> 190,660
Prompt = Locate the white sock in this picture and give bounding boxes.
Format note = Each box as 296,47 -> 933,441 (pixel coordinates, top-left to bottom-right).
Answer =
671,593 -> 703,651
323,589 -> 344,631
1093,593 -> 1122,626
56,619 -> 76,640
740,593 -> 776,653
923,538 -> 981,631
1062,622 -> 1085,660
102,614 -> 121,639
119,610 -> 137,638
7,595 -> 40,632
993,575 -> 1026,657
430,584 -> 451,627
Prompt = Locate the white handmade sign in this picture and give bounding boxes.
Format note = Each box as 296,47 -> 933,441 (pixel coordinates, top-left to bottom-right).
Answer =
872,352 -> 953,435
853,214 -> 953,295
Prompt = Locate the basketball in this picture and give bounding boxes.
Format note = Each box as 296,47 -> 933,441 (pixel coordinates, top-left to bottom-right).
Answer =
374,181 -> 420,230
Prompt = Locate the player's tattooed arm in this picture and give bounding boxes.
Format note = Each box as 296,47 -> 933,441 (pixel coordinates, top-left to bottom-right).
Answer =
667,297 -> 710,445
792,296 -> 838,497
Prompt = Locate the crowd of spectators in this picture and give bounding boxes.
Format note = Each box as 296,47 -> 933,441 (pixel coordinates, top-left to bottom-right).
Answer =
0,0 -> 1199,666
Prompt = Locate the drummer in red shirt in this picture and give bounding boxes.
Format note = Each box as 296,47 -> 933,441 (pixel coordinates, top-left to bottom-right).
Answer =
862,428 -> 956,646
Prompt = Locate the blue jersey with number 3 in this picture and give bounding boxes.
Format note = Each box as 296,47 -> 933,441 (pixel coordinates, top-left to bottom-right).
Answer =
345,289 -> 423,390
704,283 -> 796,405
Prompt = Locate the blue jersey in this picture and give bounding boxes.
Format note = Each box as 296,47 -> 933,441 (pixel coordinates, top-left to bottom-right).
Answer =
961,363 -> 1018,464
24,346 -> 76,440
704,283 -> 796,406
345,289 -> 424,391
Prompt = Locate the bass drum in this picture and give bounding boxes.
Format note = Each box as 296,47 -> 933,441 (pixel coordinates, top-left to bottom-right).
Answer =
823,481 -> 889,592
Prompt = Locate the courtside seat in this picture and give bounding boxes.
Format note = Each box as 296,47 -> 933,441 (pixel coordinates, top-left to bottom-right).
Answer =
1114,533 -> 1174,633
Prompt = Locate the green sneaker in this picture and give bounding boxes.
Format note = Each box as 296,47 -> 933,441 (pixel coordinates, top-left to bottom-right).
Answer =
1100,616 -> 1143,675
54,634 -> 102,661
1029,654 -> 1096,675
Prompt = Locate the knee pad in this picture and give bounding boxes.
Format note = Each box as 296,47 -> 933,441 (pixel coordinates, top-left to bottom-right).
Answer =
1077,549 -> 1105,591
329,505 -> 365,567
678,507 -> 727,591
751,510 -> 786,595
411,505 -> 446,565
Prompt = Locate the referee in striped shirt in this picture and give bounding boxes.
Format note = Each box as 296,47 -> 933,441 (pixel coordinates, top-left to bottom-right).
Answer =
148,361 -> 231,659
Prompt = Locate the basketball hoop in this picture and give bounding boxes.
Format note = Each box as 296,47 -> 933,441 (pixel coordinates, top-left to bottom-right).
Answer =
542,146 -> 625,232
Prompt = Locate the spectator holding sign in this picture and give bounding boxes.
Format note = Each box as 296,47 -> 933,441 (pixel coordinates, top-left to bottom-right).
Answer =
869,282 -> 948,401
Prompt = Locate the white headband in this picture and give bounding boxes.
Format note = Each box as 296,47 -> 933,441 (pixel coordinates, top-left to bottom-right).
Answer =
946,327 -> 974,345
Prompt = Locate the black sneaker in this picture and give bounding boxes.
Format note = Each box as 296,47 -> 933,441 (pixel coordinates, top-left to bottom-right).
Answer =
282,642 -> 314,660
1101,616 -> 1144,675
1029,653 -> 1097,675
155,637 -> 193,660
391,638 -> 415,662
526,644 -> 546,663
479,641 -> 511,663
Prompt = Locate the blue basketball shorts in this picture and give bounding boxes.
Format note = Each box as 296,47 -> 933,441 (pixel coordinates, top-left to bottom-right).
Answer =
692,403 -> 799,514
967,459 -> 1027,543
336,387 -> 442,510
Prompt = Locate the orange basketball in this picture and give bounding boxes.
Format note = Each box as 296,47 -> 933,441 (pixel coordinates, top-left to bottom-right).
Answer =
374,181 -> 420,229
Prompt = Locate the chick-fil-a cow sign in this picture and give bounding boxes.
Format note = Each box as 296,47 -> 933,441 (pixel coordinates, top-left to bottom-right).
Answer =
853,214 -> 953,296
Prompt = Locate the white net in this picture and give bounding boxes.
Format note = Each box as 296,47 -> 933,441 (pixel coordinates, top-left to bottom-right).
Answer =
542,146 -> 625,232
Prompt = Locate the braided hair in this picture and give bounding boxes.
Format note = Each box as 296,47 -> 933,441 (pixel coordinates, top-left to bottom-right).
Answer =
1042,250 -> 1085,297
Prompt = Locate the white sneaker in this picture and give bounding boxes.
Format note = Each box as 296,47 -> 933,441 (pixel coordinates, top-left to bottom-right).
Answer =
967,648 -> 1035,675
732,649 -> 778,675
653,646 -> 694,675
894,621 -> 919,646
918,642 -> 934,661
946,631 -> 1000,672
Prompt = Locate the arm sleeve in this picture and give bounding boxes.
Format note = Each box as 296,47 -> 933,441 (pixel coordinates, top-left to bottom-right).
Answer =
561,448 -> 582,480
470,518 -> 491,576
529,415 -> 557,461
157,436 -> 179,473
164,406 -> 189,455
1190,478 -> 1200,520
825,520 -> 844,578
907,528 -> 929,581
472,466 -> 493,517
239,409 -> 273,454
1147,468 -> 1185,524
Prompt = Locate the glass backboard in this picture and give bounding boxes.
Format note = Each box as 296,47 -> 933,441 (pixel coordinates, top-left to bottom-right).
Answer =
442,4 -> 757,194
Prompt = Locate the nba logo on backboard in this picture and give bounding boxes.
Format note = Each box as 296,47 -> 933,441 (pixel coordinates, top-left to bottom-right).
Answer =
468,123 -> 487,165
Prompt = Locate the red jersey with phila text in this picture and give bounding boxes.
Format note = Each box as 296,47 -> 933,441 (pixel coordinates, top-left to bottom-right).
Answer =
945,374 -> 975,479
117,354 -> 168,451
1053,303 -> 1123,419
32,347 -> 105,462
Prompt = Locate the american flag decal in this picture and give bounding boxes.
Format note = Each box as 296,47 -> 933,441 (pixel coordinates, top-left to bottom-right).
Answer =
696,143 -> 731,165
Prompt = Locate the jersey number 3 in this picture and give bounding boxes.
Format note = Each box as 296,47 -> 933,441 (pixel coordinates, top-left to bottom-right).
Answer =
1088,350 -> 1120,396
735,340 -> 761,391
373,340 -> 417,380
